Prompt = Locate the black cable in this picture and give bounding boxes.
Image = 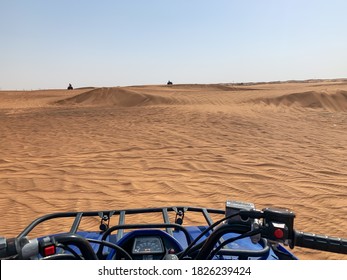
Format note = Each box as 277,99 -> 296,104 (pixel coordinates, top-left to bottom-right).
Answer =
207,229 -> 262,259
178,211 -> 242,259
53,234 -> 98,259
176,241 -> 205,259
54,243 -> 83,260
86,238 -> 132,260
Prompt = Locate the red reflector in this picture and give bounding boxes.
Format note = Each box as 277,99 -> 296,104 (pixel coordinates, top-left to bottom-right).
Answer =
274,228 -> 284,239
44,245 -> 56,256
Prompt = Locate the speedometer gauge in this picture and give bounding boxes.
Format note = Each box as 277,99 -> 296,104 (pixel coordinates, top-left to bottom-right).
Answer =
132,236 -> 164,254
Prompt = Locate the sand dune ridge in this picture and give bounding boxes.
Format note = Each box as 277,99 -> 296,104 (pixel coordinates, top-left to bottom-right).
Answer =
254,90 -> 347,112
55,87 -> 173,107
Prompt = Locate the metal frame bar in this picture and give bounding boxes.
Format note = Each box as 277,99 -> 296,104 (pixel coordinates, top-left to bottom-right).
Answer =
17,206 -> 225,238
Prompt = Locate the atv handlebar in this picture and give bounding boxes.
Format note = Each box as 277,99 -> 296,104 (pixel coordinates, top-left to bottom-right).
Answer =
2,228 -> 347,260
1,202 -> 347,260
0,234 -> 98,260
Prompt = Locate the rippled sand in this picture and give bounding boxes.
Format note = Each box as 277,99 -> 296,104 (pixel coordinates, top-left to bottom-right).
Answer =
1,81 -> 346,259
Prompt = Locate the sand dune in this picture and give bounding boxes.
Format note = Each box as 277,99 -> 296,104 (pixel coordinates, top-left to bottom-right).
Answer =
254,90 -> 347,112
0,81 -> 346,260
55,87 -> 173,107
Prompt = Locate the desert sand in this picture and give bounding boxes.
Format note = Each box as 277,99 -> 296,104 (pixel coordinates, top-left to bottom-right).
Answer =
0,80 -> 346,259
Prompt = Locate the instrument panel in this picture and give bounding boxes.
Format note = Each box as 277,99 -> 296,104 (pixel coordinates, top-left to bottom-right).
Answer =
132,236 -> 165,254
111,230 -> 183,260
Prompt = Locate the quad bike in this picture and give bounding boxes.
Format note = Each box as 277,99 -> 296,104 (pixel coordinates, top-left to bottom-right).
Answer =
1,200 -> 346,260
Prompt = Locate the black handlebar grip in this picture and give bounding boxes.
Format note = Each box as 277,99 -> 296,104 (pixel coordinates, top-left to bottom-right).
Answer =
294,231 -> 347,254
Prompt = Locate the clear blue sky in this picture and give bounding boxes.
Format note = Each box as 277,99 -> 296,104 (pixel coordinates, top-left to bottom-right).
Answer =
1,0 -> 347,90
